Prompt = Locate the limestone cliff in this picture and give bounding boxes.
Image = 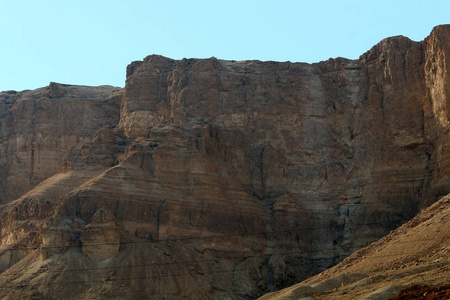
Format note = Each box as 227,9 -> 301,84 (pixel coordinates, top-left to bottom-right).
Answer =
0,25 -> 449,299
0,83 -> 122,204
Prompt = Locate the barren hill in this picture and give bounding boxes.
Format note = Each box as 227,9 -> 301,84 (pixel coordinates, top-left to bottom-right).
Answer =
0,25 -> 449,299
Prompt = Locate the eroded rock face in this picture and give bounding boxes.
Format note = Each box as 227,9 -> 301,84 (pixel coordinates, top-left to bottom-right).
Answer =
0,25 -> 449,299
258,193 -> 450,300
81,207 -> 120,261
0,83 -> 122,204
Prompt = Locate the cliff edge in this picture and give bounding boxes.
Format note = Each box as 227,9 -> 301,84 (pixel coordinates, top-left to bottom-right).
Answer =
0,25 -> 449,299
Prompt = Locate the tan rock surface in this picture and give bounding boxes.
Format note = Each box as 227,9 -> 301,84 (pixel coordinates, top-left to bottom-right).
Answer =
0,83 -> 122,203
0,25 -> 448,299
81,207 -> 120,261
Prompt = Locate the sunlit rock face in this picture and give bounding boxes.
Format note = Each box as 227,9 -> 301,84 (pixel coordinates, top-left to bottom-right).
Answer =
0,25 -> 448,299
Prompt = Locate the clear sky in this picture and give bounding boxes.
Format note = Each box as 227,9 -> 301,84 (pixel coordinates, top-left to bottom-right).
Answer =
0,0 -> 448,91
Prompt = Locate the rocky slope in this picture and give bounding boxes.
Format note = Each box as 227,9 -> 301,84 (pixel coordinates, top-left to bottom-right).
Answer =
258,193 -> 450,300
0,25 -> 448,299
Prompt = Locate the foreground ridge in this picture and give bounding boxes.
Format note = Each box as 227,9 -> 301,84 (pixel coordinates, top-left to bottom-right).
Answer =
259,193 -> 450,299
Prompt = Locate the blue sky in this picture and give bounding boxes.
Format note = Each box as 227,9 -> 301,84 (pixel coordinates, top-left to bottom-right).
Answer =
0,0 -> 448,91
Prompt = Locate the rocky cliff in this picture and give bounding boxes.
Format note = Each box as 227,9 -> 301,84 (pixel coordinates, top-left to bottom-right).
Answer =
0,25 -> 449,299
258,193 -> 450,300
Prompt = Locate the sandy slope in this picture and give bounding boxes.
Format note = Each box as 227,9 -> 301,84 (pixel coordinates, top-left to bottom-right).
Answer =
259,194 -> 450,300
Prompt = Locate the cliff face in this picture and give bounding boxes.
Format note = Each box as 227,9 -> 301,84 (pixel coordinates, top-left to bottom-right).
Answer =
0,25 -> 448,299
0,83 -> 121,204
258,193 -> 450,300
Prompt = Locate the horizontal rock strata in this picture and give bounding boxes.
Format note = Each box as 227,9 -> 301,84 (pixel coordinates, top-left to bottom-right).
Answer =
0,25 -> 448,299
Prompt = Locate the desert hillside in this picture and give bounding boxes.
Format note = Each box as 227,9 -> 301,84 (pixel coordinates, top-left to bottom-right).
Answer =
258,193 -> 450,299
0,25 -> 449,299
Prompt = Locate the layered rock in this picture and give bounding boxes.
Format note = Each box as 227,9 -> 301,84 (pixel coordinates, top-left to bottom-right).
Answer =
81,207 -> 120,261
0,25 -> 449,299
0,83 -> 122,204
258,192 -> 450,300
0,83 -> 121,272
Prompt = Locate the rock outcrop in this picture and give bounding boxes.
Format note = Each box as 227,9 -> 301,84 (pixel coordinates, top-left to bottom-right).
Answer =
0,83 -> 122,204
258,193 -> 450,300
81,207 -> 120,261
0,25 -> 448,299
